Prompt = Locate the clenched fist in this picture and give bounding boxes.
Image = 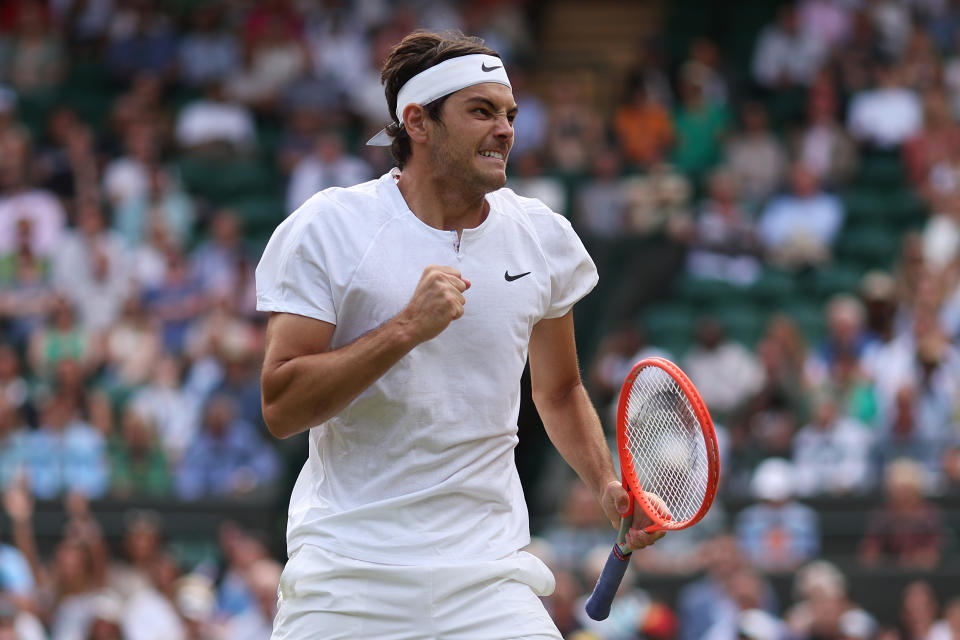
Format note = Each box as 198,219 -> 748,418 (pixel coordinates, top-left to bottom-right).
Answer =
399,265 -> 471,343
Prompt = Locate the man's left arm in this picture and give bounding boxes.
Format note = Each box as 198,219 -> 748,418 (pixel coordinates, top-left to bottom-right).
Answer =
529,310 -> 664,550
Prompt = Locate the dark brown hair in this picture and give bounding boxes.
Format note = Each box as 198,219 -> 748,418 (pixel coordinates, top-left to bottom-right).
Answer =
380,30 -> 499,168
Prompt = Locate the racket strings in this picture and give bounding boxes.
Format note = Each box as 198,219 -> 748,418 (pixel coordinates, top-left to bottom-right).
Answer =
624,366 -> 710,525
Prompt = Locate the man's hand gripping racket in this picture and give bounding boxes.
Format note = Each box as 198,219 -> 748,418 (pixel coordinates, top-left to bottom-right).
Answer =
585,357 -> 720,621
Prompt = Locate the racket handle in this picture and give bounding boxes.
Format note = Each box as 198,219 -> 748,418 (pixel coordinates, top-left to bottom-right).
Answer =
584,544 -> 631,621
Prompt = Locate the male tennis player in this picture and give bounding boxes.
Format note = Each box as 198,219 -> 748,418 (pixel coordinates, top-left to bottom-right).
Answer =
257,31 -> 664,639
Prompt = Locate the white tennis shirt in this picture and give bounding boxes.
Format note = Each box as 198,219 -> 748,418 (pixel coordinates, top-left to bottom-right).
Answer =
256,170 -> 598,564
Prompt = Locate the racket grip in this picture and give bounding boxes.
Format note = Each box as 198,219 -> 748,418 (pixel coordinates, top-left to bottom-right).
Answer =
584,544 -> 631,621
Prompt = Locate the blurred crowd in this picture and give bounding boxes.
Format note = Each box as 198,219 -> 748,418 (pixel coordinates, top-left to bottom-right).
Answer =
0,0 -> 959,638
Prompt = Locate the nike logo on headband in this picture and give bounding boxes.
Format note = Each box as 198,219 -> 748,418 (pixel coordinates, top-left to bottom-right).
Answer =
482,63 -> 502,72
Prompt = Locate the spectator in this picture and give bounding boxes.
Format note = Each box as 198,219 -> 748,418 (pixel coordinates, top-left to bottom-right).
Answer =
903,89 -> 960,191
541,480 -> 613,573
574,147 -> 629,238
757,162 -> 844,268
142,247 -> 208,355
613,81 -> 673,170
189,210 -> 253,298
225,10 -> 309,112
174,80 -> 257,155
220,559 -> 282,640
113,162 -> 195,251
4,0 -> 65,96
808,295 -> 871,384
0,217 -> 55,348
104,2 -> 177,81
724,101 -> 788,207
0,132 -> 67,260
176,3 -> 241,89
120,552 -> 186,640
174,394 -> 279,500
872,326 -> 960,481
26,296 -> 100,384
920,186 -> 960,272
214,522 -> 271,618
793,72 -> 858,187
0,484 -> 38,613
684,318 -> 765,421
107,510 -> 164,598
847,60 -> 923,149
624,163 -> 693,237
128,354 -> 203,463
102,121 -> 161,212
100,296 -> 162,392
859,458 -> 945,569
676,536 -> 778,640
39,506 -> 109,640
792,389 -> 875,496
898,580 -> 940,640
670,64 -> 730,184
506,152 -> 566,214
544,78 -> 605,174
52,201 -> 133,334
172,573 -> 223,639
108,406 -> 172,498
753,4 -> 826,90
685,168 -> 762,285
783,560 -> 874,638
285,130 -> 373,213
23,393 -> 109,500
735,458 -> 821,572
587,324 -> 653,418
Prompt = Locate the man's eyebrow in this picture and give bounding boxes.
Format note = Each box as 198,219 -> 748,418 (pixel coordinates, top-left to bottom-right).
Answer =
465,97 -> 519,113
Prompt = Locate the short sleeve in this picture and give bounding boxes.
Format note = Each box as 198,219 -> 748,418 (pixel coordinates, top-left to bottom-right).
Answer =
540,213 -> 598,319
255,205 -> 337,324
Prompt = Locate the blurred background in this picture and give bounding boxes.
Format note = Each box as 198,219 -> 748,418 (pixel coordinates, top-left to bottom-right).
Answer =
0,0 -> 958,638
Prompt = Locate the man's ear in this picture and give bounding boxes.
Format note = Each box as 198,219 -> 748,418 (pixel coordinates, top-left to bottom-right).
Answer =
403,104 -> 429,143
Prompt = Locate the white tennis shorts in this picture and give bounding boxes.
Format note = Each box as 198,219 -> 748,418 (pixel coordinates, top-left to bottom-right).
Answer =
270,544 -> 562,640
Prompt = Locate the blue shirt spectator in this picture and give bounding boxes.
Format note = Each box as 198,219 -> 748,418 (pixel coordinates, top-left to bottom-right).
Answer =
735,458 -> 821,572
175,394 -> 279,500
757,163 -> 844,268
0,543 -> 34,599
24,397 -> 108,499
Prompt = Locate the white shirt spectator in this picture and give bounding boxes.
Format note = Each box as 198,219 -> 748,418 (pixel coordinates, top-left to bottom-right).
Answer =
285,138 -> 373,213
684,341 -> 765,415
752,11 -> 826,88
793,415 -> 875,496
102,156 -> 149,208
175,99 -> 256,151
0,190 -> 67,258
847,86 -> 923,148
758,192 -> 843,253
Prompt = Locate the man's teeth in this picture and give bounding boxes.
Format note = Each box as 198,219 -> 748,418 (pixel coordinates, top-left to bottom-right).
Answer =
479,151 -> 503,159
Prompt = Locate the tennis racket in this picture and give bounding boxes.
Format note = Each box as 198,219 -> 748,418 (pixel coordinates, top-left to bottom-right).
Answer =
585,356 -> 720,621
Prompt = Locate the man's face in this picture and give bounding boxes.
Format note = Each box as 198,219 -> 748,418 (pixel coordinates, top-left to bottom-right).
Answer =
424,83 -> 517,194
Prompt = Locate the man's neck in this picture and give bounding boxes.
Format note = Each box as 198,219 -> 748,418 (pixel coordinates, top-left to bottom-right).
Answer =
396,162 -> 489,233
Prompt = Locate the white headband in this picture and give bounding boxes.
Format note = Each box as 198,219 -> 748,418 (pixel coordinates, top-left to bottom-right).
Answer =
367,53 -> 512,146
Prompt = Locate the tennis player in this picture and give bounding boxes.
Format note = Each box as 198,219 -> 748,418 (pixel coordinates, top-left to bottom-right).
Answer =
257,30 -> 664,639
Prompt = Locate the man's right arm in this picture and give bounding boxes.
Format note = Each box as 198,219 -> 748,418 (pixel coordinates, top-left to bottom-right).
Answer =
260,265 -> 470,438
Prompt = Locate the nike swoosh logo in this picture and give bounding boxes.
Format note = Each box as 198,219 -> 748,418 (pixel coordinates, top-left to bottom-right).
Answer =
482,63 -> 503,72
504,270 -> 531,282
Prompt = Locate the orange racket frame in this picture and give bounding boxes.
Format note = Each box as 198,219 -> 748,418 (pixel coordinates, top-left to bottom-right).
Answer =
615,356 -> 721,531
